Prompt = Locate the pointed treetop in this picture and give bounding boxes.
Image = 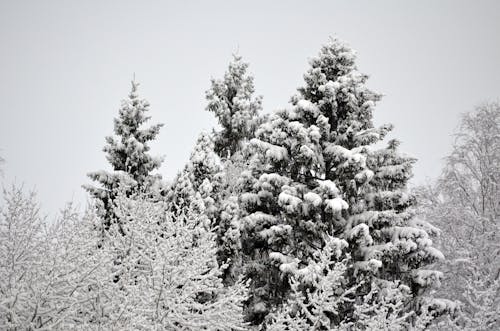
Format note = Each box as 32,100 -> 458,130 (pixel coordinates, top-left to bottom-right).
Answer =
206,54 -> 263,158
84,80 -> 164,229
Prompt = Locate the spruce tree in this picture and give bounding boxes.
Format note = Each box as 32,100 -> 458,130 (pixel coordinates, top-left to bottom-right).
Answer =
206,54 -> 263,159
236,38 -> 444,324
84,80 -> 164,230
168,132 -> 222,220
185,132 -> 222,192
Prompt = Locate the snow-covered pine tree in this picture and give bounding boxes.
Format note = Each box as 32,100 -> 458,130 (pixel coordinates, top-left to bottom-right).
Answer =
265,236 -> 357,330
167,169 -> 207,223
84,80 -> 164,230
186,132 -> 222,191
167,132 -> 222,221
204,54 -> 266,285
206,54 -> 263,159
265,236 -> 449,330
236,38 -> 444,324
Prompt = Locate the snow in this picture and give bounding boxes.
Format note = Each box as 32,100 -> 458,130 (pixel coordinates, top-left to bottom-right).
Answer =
354,169 -> 374,183
349,223 -> 373,246
260,224 -> 293,242
258,172 -> 290,186
323,80 -> 341,94
316,179 -> 340,196
278,191 -> 302,213
355,258 -> 383,272
413,269 -> 443,287
250,138 -> 290,162
299,145 -> 315,159
240,192 -> 259,207
243,212 -> 277,230
296,99 -> 319,114
408,218 -> 441,237
308,125 -> 321,142
425,246 -> 445,261
325,197 -> 349,213
304,192 -> 322,207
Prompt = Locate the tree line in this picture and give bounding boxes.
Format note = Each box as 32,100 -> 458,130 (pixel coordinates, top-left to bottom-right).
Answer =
1,37 -> 498,330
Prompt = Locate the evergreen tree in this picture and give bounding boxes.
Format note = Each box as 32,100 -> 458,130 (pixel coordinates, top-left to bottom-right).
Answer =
168,170 -> 205,220
265,235 -> 452,330
84,81 -> 164,230
187,132 -> 222,191
168,132 -> 222,221
236,38 -> 444,324
206,54 -> 263,159
205,55 -> 265,283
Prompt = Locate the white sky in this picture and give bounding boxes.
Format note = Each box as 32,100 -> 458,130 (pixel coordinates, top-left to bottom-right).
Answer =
1,0 -> 499,216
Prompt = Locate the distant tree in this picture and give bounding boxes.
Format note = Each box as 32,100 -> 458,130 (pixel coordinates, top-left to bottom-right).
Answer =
167,170 -> 207,223
236,38 -> 445,324
182,132 -> 222,220
417,102 -> 500,330
83,81 -> 164,231
187,132 -> 222,191
206,54 -> 263,159
167,132 -> 222,222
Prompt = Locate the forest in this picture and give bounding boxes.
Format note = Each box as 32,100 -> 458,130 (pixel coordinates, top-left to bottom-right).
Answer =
1,38 -> 499,330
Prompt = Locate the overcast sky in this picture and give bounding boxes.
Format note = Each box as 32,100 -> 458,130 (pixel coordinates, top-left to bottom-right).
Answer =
1,0 -> 499,215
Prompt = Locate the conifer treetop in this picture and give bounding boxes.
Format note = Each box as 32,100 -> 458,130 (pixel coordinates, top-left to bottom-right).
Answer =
104,80 -> 164,184
206,54 -> 263,158
84,80 -> 164,227
235,37 -> 443,325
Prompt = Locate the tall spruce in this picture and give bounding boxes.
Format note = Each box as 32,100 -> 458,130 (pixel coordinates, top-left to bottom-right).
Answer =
236,38 -> 444,325
84,81 -> 164,230
204,54 -> 264,280
206,54 -> 263,159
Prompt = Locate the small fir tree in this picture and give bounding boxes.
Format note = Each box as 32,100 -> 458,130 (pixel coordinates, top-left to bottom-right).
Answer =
84,80 -> 164,230
187,132 -> 222,191
168,132 -> 222,221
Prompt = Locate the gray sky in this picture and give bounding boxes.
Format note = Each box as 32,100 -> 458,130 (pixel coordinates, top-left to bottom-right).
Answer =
1,0 -> 499,215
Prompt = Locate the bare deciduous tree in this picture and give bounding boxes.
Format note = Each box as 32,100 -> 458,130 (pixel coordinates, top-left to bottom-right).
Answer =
417,102 -> 500,330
